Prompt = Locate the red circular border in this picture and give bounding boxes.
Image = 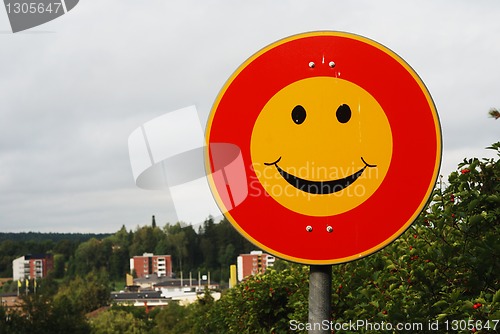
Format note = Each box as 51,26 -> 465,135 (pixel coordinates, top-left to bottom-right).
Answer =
206,32 -> 441,264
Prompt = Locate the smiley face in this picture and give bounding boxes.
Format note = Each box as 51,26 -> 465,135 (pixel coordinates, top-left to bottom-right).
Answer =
206,31 -> 440,265
250,76 -> 393,216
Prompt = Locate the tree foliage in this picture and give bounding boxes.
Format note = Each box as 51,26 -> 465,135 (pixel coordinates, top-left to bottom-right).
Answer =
0,292 -> 90,334
55,270 -> 111,314
149,289 -> 216,334
90,309 -> 148,334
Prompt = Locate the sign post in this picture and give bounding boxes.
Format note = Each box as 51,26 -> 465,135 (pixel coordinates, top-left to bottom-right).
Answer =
206,31 -> 441,332
309,265 -> 332,333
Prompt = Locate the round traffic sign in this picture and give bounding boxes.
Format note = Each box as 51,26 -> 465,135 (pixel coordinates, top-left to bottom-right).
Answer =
205,31 -> 441,264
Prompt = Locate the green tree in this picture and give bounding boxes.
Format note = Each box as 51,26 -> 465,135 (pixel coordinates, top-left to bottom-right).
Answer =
180,224 -> 201,272
0,280 -> 16,294
199,217 -> 218,270
109,246 -> 129,280
53,239 -> 77,260
0,240 -> 20,277
129,225 -> 163,256
150,289 -> 216,334
52,254 -> 66,279
37,274 -> 60,296
0,303 -> 27,334
90,309 -> 147,334
106,225 -> 133,280
55,270 -> 111,314
0,293 -> 90,334
152,302 -> 192,334
165,223 -> 189,274
72,238 -> 112,276
109,225 -> 132,249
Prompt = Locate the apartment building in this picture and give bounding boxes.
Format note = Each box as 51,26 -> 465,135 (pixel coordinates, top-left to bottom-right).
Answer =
12,254 -> 54,281
130,253 -> 172,278
237,250 -> 275,281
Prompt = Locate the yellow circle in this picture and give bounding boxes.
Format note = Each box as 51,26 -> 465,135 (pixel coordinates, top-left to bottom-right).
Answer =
250,77 -> 393,216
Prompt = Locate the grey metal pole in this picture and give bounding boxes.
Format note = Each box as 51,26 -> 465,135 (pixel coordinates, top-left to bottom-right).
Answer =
308,265 -> 332,334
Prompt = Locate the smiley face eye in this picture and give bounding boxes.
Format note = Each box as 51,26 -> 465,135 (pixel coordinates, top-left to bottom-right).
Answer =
336,104 -> 351,123
292,105 -> 307,124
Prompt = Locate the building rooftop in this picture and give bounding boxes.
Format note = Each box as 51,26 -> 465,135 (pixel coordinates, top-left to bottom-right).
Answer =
112,290 -> 163,300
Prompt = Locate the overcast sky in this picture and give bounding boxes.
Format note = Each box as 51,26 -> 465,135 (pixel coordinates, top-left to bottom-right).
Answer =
0,1 -> 498,233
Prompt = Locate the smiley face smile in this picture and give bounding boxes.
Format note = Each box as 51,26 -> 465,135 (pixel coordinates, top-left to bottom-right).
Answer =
265,157 -> 377,194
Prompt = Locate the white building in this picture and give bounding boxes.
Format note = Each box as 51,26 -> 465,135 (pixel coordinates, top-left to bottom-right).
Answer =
12,257 -> 27,281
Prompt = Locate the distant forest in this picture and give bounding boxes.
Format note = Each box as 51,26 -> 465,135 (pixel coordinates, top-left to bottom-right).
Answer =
0,232 -> 110,243
0,217 -> 255,283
